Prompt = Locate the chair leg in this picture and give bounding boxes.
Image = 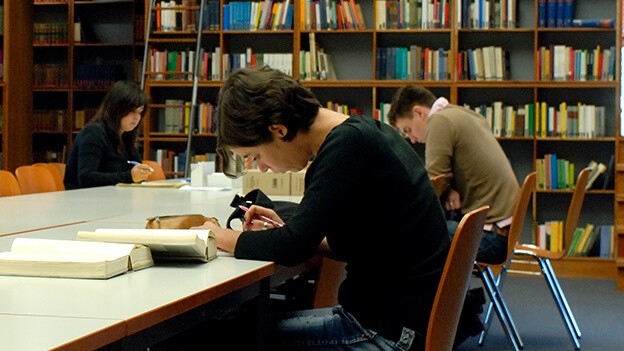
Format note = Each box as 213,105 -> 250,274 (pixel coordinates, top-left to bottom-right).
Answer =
478,261 -> 510,345
478,266 -> 523,350
538,258 -> 582,350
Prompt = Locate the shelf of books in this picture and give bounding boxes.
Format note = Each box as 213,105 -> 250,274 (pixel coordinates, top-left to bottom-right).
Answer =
140,0 -> 622,286
31,0 -> 144,164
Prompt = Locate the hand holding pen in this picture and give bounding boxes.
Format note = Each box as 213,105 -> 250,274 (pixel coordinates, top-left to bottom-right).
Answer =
239,205 -> 284,230
127,160 -> 154,183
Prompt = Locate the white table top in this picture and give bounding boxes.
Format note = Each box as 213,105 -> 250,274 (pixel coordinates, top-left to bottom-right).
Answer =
0,185 -> 305,350
0,314 -> 125,351
0,222 -> 275,335
0,185 -> 241,235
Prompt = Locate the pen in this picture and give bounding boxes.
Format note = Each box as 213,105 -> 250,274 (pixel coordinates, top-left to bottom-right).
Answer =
238,205 -> 284,228
127,160 -> 154,172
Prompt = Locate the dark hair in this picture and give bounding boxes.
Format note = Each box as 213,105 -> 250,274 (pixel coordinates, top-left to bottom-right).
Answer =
93,80 -> 149,155
387,85 -> 437,126
216,66 -> 322,176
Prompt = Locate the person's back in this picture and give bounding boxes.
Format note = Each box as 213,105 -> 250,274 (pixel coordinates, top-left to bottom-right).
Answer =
64,120 -> 136,189
427,105 -> 519,224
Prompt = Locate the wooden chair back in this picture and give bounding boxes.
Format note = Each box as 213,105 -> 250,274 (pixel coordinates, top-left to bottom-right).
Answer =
33,163 -> 65,191
430,173 -> 452,197
563,168 -> 590,250
15,165 -> 59,194
500,172 -> 536,263
143,160 -> 166,181
0,170 -> 22,197
48,162 -> 66,179
426,206 -> 489,351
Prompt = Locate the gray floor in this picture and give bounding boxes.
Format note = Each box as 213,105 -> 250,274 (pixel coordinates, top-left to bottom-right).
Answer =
455,276 -> 624,351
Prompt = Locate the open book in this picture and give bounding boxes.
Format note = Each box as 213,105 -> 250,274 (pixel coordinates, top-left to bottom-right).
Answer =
0,238 -> 154,279
77,229 -> 217,262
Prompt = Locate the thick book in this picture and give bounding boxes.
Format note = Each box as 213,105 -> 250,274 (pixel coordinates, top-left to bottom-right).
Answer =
0,238 -> 153,279
77,229 -> 217,262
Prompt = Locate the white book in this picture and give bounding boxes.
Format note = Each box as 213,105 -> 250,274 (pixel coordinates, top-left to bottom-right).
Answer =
0,238 -> 153,279
77,228 -> 217,262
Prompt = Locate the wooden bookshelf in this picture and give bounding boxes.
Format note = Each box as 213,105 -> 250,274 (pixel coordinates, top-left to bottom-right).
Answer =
1,1 -> 33,172
31,0 -> 144,164
139,0 -> 622,287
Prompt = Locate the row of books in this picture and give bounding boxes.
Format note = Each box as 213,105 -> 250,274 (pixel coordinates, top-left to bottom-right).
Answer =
34,64 -> 68,87
566,224 -> 613,258
155,0 -> 199,32
33,23 -> 68,45
33,109 -> 67,133
465,101 -> 606,138
536,221 -> 612,258
538,45 -> 616,82
535,154 -> 575,190
150,149 -> 222,176
153,1 -> 219,32
149,47 -> 221,81
224,52 -> 293,78
376,0 -> 450,29
302,0 -> 366,30
538,0 -> 574,28
458,46 -> 509,81
223,0 -> 294,30
326,101 -> 363,116
376,46 -> 451,81
73,64 -> 122,89
74,108 -> 98,130
458,0 -> 517,29
156,99 -> 217,134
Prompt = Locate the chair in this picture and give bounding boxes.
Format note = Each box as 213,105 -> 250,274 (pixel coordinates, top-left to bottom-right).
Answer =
33,163 -> 65,191
0,170 -> 22,197
473,172 -> 536,351
15,165 -> 60,194
48,162 -> 66,179
430,173 -> 452,197
312,257 -> 347,308
142,160 -> 166,181
426,206 -> 488,351
481,167 -> 590,350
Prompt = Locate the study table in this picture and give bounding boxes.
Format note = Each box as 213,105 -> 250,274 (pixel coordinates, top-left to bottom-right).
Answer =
0,185 -> 305,350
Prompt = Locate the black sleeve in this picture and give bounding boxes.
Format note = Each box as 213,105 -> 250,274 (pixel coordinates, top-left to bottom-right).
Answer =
234,125 -> 369,266
76,126 -> 134,188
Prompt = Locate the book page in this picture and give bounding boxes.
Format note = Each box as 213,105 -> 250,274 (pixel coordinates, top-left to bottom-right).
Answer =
77,229 -> 210,261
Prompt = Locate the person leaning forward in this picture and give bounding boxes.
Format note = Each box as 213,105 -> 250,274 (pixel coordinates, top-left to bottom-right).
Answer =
388,85 -> 519,265
192,67 -> 450,351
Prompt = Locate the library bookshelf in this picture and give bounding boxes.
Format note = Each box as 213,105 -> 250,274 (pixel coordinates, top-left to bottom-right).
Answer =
142,0 -> 623,288
31,0 -> 144,164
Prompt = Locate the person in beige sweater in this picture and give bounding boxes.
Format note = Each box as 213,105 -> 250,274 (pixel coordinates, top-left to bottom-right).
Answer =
388,85 -> 519,264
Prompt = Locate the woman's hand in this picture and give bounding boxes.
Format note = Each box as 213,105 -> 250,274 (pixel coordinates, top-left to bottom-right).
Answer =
130,164 -> 153,183
242,205 -> 284,231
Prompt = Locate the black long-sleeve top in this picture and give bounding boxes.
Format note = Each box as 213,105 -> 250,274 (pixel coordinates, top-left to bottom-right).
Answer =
235,116 -> 450,347
64,120 -> 138,189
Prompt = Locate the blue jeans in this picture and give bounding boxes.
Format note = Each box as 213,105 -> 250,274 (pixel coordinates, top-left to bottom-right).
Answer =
271,306 -> 419,351
447,220 -> 508,264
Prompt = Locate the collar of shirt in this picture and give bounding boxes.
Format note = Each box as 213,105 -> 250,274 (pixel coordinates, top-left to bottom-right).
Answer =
428,97 -> 450,117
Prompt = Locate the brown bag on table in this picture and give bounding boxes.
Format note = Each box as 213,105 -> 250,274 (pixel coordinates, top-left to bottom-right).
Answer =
145,214 -> 220,229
